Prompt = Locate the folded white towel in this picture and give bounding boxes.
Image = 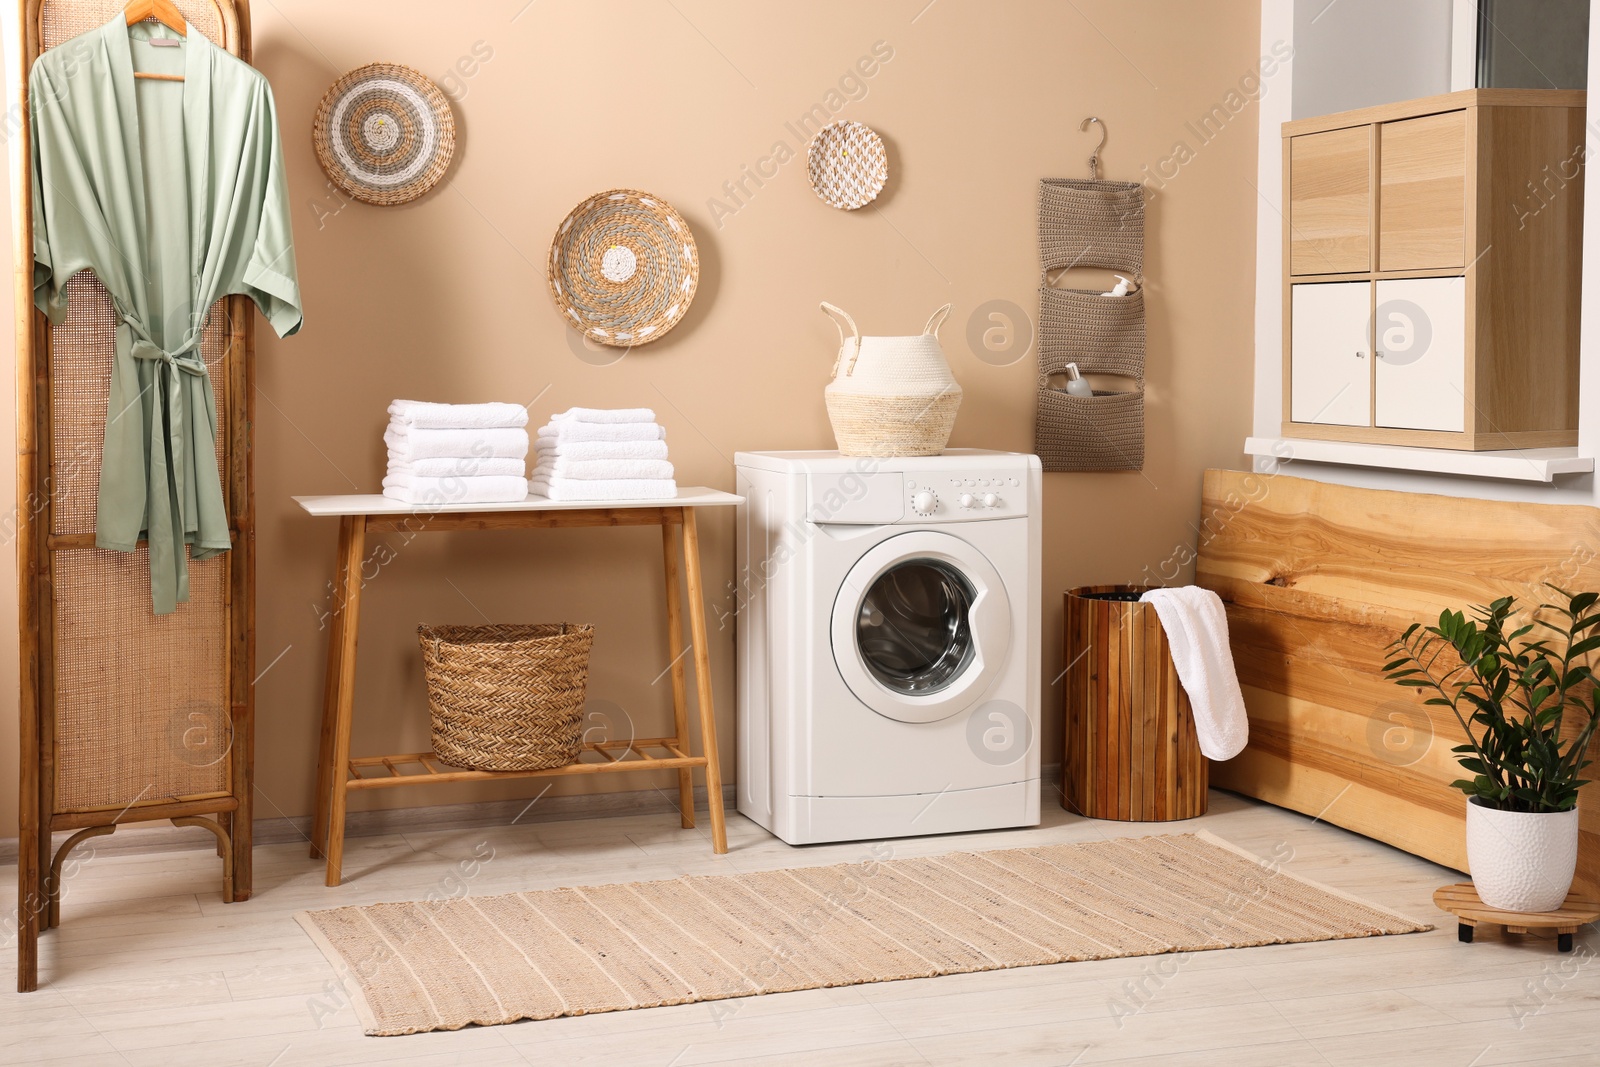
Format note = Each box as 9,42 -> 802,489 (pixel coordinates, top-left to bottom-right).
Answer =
536,422 -> 665,443
533,438 -> 670,461
388,400 -> 529,430
1138,587 -> 1249,761
384,426 -> 530,461
532,458 -> 675,481
381,475 -> 529,505
387,455 -> 526,478
529,476 -> 677,502
550,407 -> 657,425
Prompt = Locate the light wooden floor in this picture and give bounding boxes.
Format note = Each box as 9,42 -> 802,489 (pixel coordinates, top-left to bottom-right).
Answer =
2,790 -> 1595,1066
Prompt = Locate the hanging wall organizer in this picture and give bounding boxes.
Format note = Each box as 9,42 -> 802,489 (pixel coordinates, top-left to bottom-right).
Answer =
1035,116 -> 1147,472
10,0 -> 257,992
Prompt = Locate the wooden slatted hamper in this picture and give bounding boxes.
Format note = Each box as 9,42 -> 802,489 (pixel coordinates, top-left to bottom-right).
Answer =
1063,587 -> 1208,821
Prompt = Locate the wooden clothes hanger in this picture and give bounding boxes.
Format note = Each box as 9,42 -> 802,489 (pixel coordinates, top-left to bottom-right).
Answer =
125,0 -> 186,82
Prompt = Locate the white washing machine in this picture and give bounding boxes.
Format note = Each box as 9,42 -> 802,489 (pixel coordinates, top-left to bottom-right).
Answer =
734,449 -> 1042,844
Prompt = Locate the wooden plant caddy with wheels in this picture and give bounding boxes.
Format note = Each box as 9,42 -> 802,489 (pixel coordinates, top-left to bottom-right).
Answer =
294,489 -> 741,886
1435,883 -> 1600,953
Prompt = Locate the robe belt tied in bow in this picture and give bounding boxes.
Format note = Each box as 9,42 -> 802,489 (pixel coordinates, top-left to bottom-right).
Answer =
129,337 -> 209,378
124,331 -> 219,615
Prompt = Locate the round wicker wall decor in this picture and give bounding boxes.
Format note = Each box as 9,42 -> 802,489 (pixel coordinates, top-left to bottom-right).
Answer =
807,120 -> 888,210
547,189 -> 699,347
312,63 -> 456,206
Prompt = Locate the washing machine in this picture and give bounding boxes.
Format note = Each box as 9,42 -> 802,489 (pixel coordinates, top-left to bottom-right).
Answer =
734,449 -> 1042,844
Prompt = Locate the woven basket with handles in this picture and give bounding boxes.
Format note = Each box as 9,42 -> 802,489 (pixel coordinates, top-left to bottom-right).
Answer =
821,302 -> 962,457
418,623 -> 594,771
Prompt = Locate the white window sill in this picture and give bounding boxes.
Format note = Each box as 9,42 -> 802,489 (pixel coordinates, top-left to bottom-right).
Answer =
1244,437 -> 1594,483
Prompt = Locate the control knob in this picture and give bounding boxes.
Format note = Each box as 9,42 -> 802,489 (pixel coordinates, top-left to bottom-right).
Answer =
911,489 -> 938,516
958,493 -> 975,509
982,493 -> 1000,508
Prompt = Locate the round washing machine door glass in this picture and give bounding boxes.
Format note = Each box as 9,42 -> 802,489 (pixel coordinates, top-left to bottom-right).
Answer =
832,530 -> 1012,724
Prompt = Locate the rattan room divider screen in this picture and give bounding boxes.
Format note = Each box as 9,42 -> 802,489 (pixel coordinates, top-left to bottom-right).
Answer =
9,0 -> 255,992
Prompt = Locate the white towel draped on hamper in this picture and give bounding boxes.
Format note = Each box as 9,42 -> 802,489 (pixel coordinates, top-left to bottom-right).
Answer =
1138,586 -> 1249,761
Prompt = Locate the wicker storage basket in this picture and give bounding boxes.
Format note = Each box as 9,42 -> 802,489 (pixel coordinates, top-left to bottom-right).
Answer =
418,623 -> 594,771
820,301 -> 962,458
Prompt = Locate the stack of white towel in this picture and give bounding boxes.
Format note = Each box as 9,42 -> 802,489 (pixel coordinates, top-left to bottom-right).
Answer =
382,400 -> 530,505
531,408 -> 676,501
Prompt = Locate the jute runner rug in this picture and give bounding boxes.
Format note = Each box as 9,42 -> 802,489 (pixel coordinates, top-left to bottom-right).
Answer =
295,830 -> 1430,1036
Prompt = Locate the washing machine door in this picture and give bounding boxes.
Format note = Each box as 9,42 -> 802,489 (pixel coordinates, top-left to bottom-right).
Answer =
831,530 -> 1012,724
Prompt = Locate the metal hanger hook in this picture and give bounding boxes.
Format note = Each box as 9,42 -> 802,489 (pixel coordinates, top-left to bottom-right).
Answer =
1080,116 -> 1107,179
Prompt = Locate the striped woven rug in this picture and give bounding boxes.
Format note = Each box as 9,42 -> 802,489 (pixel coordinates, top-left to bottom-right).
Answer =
295,830 -> 1430,1036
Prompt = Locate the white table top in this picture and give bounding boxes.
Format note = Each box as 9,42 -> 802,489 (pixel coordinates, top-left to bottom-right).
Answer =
294,487 -> 743,518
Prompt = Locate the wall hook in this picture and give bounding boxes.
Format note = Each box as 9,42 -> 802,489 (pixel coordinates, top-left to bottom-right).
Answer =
1080,116 -> 1107,179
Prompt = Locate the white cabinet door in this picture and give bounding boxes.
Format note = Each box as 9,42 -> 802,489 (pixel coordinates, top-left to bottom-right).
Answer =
1374,277 -> 1465,432
1291,282 -> 1371,426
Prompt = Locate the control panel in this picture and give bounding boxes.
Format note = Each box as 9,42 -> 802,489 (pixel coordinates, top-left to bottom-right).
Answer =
900,471 -> 1028,521
800,460 -> 1035,526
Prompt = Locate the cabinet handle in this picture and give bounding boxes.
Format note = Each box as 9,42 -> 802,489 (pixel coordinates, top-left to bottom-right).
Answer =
1375,351 -> 1385,359
1355,350 -> 1365,359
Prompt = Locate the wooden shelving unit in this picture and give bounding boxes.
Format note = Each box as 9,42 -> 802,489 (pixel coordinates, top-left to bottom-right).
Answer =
1282,89 -> 1586,451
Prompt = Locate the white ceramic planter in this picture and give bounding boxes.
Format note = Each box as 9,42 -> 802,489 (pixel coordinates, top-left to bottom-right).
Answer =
1465,798 -> 1580,912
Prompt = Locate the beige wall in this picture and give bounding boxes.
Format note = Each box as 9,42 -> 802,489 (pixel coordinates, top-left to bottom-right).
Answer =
0,0 -> 1264,833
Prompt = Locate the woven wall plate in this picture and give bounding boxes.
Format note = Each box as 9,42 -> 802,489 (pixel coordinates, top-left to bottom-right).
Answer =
313,63 -> 456,206
807,120 -> 888,210
547,189 -> 699,347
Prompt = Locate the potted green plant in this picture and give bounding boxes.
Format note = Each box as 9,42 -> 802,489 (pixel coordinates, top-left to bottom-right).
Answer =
1385,588 -> 1600,912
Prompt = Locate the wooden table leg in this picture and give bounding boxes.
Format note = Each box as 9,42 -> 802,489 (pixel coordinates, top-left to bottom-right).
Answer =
661,520 -> 695,829
680,509 -> 728,854
310,516 -> 355,860
312,516 -> 366,885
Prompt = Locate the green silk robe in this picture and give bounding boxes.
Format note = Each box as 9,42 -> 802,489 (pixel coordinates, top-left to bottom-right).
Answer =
30,16 -> 301,615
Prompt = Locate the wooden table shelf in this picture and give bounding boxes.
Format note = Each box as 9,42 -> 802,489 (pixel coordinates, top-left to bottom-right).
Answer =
294,488 -> 742,886
346,740 -> 705,789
